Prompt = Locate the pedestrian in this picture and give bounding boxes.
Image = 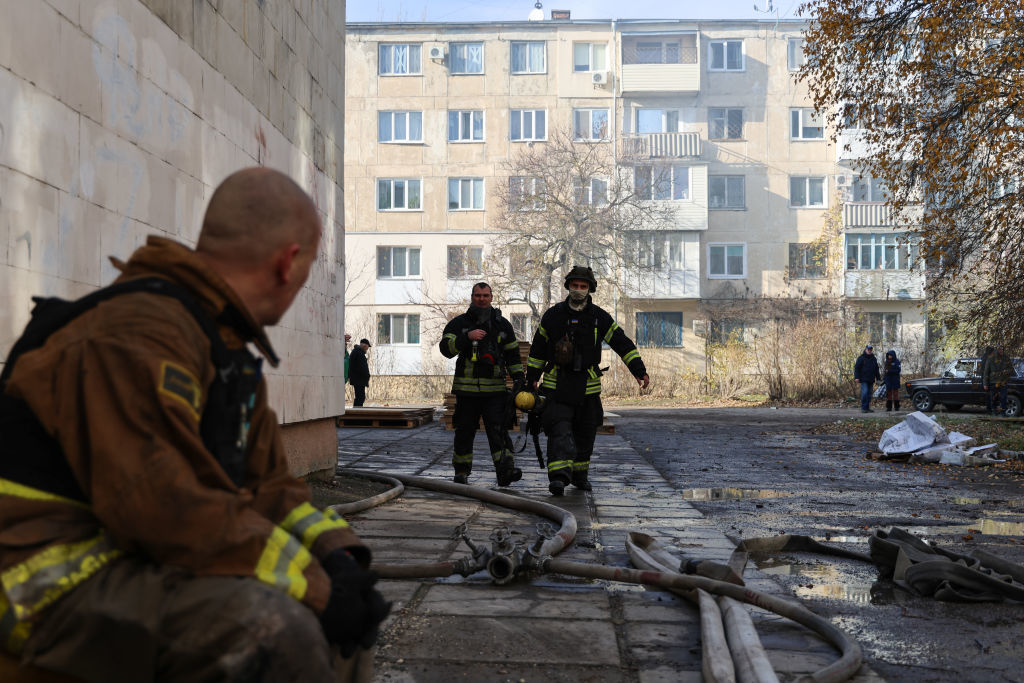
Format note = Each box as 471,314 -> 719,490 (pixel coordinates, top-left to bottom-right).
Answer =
349,338 -> 371,407
980,345 -> 995,414
344,332 -> 352,383
883,349 -> 902,413
854,343 -> 881,413
983,344 -> 1015,415
525,266 -> 650,496
0,168 -> 388,681
439,282 -> 525,486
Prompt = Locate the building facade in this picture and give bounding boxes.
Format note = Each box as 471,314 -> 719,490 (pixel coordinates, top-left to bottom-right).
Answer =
344,13 -> 925,388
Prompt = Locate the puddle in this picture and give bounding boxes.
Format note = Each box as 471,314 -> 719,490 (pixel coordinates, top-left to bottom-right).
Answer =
951,497 -> 1024,507
753,557 -> 897,605
680,488 -> 794,501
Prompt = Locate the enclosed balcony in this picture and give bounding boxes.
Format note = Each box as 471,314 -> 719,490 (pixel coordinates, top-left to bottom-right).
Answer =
620,132 -> 701,161
843,202 -> 923,229
620,33 -> 700,94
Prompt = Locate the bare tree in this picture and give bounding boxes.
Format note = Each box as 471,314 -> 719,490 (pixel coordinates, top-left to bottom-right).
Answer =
487,128 -> 677,322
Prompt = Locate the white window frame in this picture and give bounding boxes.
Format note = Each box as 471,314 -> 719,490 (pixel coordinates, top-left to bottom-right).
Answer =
709,175 -> 746,210
573,42 -> 607,72
572,108 -> 610,142
634,166 -> 691,201
448,177 -> 485,211
448,110 -> 484,142
846,233 -> 918,271
379,43 -> 422,75
377,313 -> 421,345
635,108 -> 682,134
376,246 -> 422,279
627,231 -> 689,270
788,38 -> 806,71
377,111 -> 423,143
791,108 -> 824,140
510,176 -> 546,211
447,245 -> 484,279
510,41 -> 546,74
708,39 -> 745,71
376,178 -> 423,211
708,243 -> 747,279
449,42 -> 484,74
709,108 -> 743,140
510,109 -> 547,141
852,175 -> 888,202
574,177 -> 610,206
790,176 -> 828,208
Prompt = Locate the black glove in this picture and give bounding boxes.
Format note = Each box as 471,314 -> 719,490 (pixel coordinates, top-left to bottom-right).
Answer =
319,549 -> 392,657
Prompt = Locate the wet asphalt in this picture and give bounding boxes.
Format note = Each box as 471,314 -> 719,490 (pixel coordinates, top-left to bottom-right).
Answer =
612,406 -> 1024,682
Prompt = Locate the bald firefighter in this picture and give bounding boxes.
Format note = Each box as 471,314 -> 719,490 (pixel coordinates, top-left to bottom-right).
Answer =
0,168 -> 388,681
526,266 -> 650,496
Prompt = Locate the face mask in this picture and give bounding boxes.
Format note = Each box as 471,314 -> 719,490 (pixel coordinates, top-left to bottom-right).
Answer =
568,289 -> 588,303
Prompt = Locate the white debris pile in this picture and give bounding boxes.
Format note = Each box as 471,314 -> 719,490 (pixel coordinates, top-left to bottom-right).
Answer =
878,411 -> 1004,465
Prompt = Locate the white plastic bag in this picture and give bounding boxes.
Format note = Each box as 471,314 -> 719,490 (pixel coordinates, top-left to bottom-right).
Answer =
873,384 -> 886,399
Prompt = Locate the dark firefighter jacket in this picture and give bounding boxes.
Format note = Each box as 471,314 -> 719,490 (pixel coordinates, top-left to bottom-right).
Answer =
525,296 -> 646,402
440,306 -> 523,395
0,237 -> 365,654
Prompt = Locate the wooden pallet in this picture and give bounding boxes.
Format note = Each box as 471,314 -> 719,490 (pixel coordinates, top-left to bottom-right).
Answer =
336,407 -> 434,429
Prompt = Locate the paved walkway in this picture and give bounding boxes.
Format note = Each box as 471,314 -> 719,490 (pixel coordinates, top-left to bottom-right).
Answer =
338,421 -> 881,682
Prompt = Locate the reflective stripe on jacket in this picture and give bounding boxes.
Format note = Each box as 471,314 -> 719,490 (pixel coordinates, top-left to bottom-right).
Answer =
440,307 -> 523,394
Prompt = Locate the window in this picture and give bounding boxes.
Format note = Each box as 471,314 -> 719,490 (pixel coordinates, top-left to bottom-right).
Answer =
635,166 -> 690,200
510,176 -> 545,211
709,175 -> 745,209
447,246 -> 484,278
450,42 -> 483,74
511,41 -> 545,73
857,312 -> 901,344
708,243 -> 745,278
377,111 -> 423,143
846,233 -> 918,270
636,108 -> 680,134
626,232 -> 689,270
790,176 -> 827,208
377,314 -> 421,345
622,35 -> 697,65
709,108 -> 743,139
377,246 -> 421,278
572,108 -> 609,141
510,109 -> 546,141
787,38 -> 805,70
448,178 -> 484,210
788,243 -> 828,279
574,177 -> 609,206
709,40 -> 744,71
448,110 -> 484,142
791,108 -> 824,139
710,320 -> 746,344
573,42 -> 607,71
511,313 -> 533,341
852,175 -> 889,202
636,312 -> 683,347
379,43 -> 421,75
377,179 -> 422,211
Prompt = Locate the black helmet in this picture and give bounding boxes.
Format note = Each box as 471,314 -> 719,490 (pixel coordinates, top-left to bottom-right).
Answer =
563,265 -> 597,293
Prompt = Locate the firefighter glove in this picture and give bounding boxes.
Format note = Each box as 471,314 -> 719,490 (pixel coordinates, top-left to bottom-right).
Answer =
319,549 -> 392,657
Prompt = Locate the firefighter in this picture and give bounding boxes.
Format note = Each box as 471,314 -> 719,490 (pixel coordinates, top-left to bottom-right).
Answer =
526,266 -> 650,496
440,282 -> 525,486
0,168 -> 388,681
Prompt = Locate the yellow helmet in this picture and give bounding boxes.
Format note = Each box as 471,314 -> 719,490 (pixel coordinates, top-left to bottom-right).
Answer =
514,391 -> 536,411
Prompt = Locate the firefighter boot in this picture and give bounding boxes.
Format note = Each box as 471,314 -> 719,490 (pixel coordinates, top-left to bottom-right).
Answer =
548,480 -> 565,496
495,463 -> 523,487
571,473 -> 592,492
453,472 -> 469,484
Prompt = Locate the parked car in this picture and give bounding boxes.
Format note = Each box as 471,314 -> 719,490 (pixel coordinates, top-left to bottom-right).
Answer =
904,357 -> 1024,416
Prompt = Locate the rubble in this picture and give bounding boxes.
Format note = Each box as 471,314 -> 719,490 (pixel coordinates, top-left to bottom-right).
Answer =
879,412 -> 1005,466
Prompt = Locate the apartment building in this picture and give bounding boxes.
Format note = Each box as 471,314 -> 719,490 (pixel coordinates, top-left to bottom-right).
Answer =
343,12 -> 925,383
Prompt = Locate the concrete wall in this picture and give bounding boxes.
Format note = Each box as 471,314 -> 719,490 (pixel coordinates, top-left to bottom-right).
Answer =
0,0 -> 346,475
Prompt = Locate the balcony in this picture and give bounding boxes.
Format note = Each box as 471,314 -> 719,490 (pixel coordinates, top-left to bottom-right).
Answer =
623,269 -> 700,299
844,270 -> 924,300
620,132 -> 701,161
843,202 -> 922,229
620,34 -> 700,94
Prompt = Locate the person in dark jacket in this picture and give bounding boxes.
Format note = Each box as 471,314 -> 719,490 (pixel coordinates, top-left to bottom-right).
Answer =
980,345 -> 995,414
526,266 -> 649,496
983,345 -> 1015,415
854,344 -> 881,413
349,338 -> 371,407
439,282 -> 524,486
883,349 -> 902,413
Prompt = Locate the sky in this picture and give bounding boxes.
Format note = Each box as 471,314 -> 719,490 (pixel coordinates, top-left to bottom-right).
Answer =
346,0 -> 808,23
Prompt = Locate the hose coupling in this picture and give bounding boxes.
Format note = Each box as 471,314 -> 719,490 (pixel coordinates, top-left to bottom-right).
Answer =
451,523 -> 490,575
487,526 -> 521,584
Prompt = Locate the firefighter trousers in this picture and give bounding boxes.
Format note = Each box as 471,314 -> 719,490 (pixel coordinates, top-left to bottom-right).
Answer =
541,395 -> 603,485
452,392 -> 515,478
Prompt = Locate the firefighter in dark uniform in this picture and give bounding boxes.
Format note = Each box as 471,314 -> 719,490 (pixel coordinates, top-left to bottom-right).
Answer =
440,282 -> 525,486
526,266 -> 650,496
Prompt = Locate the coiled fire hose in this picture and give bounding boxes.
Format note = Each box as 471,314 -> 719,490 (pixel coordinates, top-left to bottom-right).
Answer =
332,469 -> 863,682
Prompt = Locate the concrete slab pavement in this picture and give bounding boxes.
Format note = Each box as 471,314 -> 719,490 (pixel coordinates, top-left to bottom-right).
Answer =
338,421 -> 881,682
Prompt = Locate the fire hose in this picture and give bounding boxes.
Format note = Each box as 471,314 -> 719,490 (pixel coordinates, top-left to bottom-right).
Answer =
332,469 -> 863,682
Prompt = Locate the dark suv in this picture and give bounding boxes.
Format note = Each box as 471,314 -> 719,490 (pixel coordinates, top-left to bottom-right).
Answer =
904,357 -> 1024,416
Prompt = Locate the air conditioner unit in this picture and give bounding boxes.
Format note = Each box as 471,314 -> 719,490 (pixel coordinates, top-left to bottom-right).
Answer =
835,174 -> 852,188
428,45 -> 445,60
692,319 -> 708,338
592,71 -> 609,85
